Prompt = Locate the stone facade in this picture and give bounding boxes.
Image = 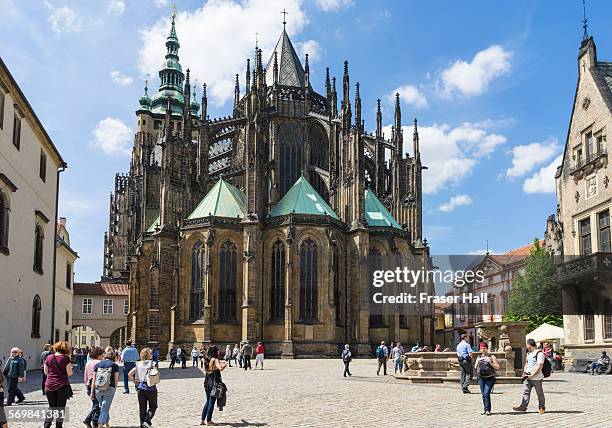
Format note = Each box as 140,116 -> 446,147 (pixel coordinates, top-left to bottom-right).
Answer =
54,217 -> 78,344
0,58 -> 65,366
105,13 -> 434,357
548,34 -> 612,370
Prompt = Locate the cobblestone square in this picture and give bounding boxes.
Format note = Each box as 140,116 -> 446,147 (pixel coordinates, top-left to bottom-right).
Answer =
6,359 -> 610,427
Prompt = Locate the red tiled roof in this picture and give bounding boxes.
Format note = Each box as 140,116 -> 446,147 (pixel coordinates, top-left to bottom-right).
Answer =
74,282 -> 128,296
505,239 -> 544,256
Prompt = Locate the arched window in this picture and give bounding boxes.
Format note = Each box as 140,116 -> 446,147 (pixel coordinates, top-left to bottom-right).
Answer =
369,249 -> 384,327
309,125 -> 330,201
278,122 -> 303,198
31,295 -> 41,338
190,240 -> 205,320
270,239 -> 285,321
33,225 -> 44,273
218,240 -> 237,322
299,238 -> 318,322
0,192 -> 9,250
333,243 -> 342,325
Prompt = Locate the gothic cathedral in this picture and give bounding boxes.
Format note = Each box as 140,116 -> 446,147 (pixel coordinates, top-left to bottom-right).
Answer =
103,12 -> 434,357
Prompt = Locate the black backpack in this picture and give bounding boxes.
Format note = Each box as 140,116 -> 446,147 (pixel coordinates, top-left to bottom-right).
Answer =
538,351 -> 552,378
477,357 -> 495,378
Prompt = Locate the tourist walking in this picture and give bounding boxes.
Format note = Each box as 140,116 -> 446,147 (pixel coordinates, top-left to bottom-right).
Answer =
169,346 -> 177,369
0,362 -> 7,428
128,347 -> 159,428
201,346 -> 227,426
457,334 -> 473,393
255,342 -> 265,370
375,341 -> 389,375
40,344 -> 52,396
199,347 -> 206,369
152,348 -> 159,369
121,340 -> 139,394
91,347 -> 120,428
181,345 -> 188,369
475,343 -> 499,415
43,341 -> 73,428
237,343 -> 244,368
192,346 -> 200,367
242,341 -> 253,370
224,345 -> 232,367
341,344 -> 352,377
513,338 -> 546,414
232,344 -> 239,366
391,342 -> 405,374
3,347 -> 25,406
83,347 -> 104,428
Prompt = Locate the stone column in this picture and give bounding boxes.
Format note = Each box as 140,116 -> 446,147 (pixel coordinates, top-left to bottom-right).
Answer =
203,228 -> 215,344
282,226 -> 295,358
241,221 -> 261,342
351,228 -> 371,355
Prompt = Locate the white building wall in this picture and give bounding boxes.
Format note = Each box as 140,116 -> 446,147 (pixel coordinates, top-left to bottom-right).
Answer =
0,75 -> 62,368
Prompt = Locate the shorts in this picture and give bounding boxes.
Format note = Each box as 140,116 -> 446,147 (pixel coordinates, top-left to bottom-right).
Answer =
255,354 -> 264,363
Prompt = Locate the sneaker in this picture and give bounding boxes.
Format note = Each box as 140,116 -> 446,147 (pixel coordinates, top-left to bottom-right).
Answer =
141,422 -> 152,428
513,406 -> 526,412
538,408 -> 545,414
83,420 -> 93,428
485,411 -> 491,416
462,389 -> 471,394
15,398 -> 25,404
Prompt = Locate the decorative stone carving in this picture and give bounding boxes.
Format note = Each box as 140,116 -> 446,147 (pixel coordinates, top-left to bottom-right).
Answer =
575,190 -> 580,203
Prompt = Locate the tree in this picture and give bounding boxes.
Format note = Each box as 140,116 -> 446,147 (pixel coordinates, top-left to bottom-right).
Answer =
504,238 -> 563,332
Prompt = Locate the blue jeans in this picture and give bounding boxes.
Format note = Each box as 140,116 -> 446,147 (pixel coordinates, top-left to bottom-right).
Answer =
95,387 -> 116,424
85,383 -> 99,424
478,376 -> 496,412
6,377 -> 25,404
201,389 -> 217,422
394,359 -> 403,373
123,362 -> 136,392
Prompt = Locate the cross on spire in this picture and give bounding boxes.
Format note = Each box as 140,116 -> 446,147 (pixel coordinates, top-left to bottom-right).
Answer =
172,1 -> 177,21
281,8 -> 288,30
582,0 -> 589,40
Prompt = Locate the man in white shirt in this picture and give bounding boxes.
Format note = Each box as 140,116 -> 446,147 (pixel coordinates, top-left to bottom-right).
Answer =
513,339 -> 546,414
456,334 -> 473,393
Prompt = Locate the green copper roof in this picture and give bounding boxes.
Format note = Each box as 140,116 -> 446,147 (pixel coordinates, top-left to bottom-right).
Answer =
146,215 -> 160,233
365,189 -> 402,229
188,179 -> 246,219
270,175 -> 339,219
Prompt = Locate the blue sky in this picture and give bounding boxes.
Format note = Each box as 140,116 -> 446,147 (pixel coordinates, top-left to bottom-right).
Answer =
0,0 -> 604,281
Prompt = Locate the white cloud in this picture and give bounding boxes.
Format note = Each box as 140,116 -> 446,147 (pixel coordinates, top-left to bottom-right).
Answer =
439,45 -> 512,98
468,248 -> 501,255
296,39 -> 321,64
384,121 -> 506,193
439,194 -> 473,212
44,1 -> 82,33
107,0 -> 126,16
155,0 -> 168,7
523,155 -> 562,194
388,85 -> 428,109
91,117 -> 133,156
138,0 -> 309,107
110,70 -> 134,86
315,0 -> 353,11
506,138 -> 558,177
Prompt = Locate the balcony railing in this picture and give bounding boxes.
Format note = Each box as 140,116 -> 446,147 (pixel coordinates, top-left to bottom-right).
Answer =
556,252 -> 612,284
570,148 -> 607,176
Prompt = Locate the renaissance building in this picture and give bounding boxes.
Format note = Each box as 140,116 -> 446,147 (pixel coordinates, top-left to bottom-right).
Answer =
103,12 -> 434,357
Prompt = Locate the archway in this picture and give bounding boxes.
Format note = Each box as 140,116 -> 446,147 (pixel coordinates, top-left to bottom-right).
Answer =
71,325 -> 101,348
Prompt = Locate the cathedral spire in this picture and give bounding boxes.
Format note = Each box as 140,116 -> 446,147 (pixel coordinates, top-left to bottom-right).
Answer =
183,68 -> 191,137
245,58 -> 251,93
273,52 -> 278,85
394,92 -> 401,131
233,73 -> 240,111
582,0 -> 589,40
200,83 -> 207,121
354,82 -> 361,132
331,76 -> 338,117
164,97 -> 172,140
304,53 -> 310,88
325,67 -> 331,100
376,98 -> 382,138
342,60 -> 350,106
413,118 -> 420,159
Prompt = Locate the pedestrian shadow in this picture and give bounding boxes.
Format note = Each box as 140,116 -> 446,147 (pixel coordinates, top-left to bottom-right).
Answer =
218,420 -> 267,427
158,366 -> 205,380
493,410 -> 583,415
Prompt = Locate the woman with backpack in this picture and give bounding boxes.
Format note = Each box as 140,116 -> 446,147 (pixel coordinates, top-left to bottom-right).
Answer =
43,341 -> 73,428
128,347 -> 159,428
475,342 -> 500,416
201,346 -> 227,426
91,346 -> 120,428
83,347 -> 104,428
